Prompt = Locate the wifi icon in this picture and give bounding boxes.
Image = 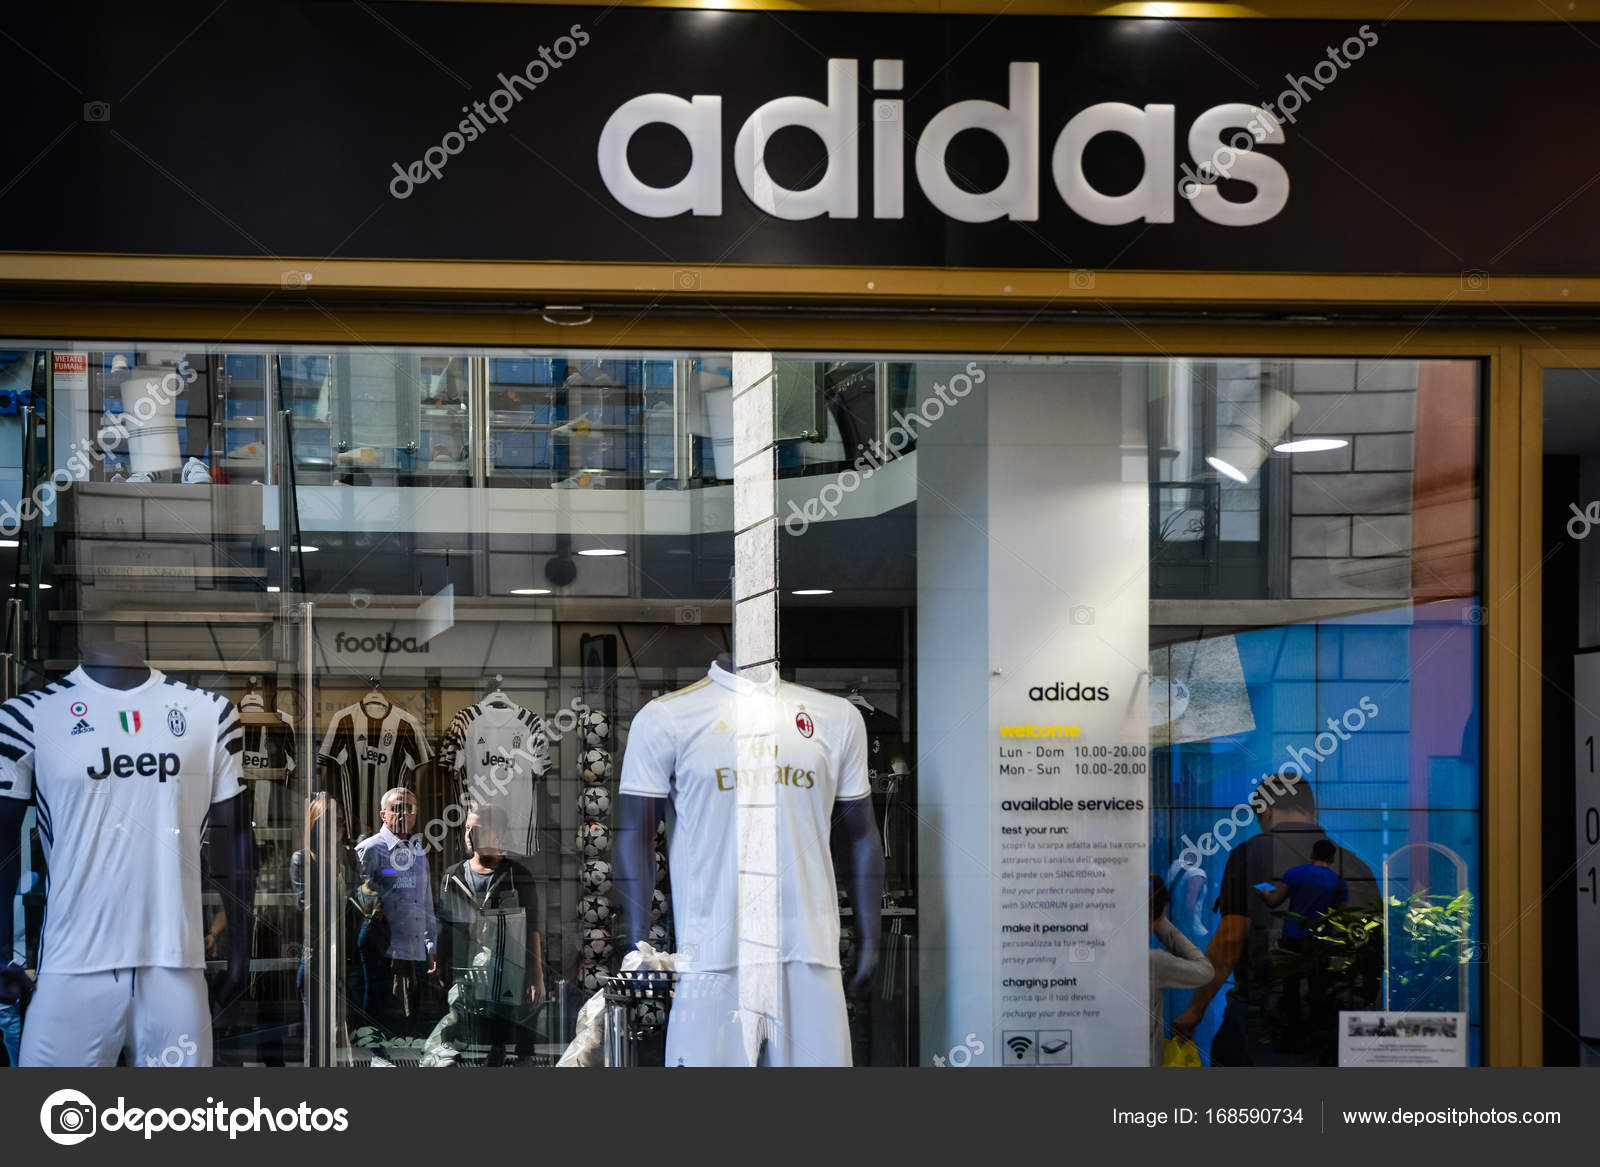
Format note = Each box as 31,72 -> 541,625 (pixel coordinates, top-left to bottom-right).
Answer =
1007,1034 -> 1034,1061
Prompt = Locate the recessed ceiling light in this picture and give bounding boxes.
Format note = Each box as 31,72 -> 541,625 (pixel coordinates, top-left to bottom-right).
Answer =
791,588 -> 833,596
577,548 -> 626,557
9,582 -> 50,589
510,587 -> 552,595
269,545 -> 319,553
1273,438 -> 1349,454
266,585 -> 281,593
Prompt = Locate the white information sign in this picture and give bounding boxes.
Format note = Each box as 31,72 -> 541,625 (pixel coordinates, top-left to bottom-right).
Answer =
988,365 -> 1150,1066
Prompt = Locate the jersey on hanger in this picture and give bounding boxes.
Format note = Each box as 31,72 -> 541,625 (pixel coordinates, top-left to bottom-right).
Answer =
241,723 -> 295,777
440,701 -> 550,854
0,668 -> 244,973
618,661 -> 870,972
319,700 -> 429,840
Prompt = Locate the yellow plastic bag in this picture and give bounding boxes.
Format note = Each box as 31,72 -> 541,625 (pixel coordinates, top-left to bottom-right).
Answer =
1163,1034 -> 1203,1068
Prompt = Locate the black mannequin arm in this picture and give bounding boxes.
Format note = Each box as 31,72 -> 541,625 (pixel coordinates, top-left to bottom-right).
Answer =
834,796 -> 884,999
615,792 -> 663,956
0,799 -> 25,990
207,790 -> 258,1015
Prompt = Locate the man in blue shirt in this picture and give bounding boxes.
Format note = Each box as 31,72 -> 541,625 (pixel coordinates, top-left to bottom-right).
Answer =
355,788 -> 437,1041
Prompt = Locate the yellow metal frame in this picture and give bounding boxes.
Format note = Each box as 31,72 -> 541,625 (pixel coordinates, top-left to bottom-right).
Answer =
393,0 -> 1600,20
0,273 -> 1564,1064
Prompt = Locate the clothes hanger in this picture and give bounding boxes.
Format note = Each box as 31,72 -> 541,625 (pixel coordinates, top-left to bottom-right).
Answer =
360,675 -> 391,718
846,677 -> 876,714
482,675 -> 513,708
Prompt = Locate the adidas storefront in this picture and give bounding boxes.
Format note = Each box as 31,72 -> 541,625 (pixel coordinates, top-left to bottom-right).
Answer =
1,0 -> 1600,1152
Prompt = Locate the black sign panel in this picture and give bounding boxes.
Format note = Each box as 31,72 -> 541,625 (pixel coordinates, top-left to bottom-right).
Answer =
0,2 -> 1595,274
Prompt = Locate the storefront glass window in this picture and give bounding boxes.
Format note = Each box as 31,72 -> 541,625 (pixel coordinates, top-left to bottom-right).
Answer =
0,343 -> 1479,1068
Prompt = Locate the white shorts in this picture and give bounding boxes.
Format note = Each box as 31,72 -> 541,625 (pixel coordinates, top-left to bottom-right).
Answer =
20,967 -> 212,1068
665,962 -> 850,1067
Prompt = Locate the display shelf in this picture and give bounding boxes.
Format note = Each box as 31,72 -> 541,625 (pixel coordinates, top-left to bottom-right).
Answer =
203,891 -> 298,908
45,658 -> 278,673
207,957 -> 300,973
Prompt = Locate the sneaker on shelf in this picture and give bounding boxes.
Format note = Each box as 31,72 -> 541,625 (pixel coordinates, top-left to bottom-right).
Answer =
552,471 -> 598,490
368,1053 -> 395,1068
126,471 -> 153,484
182,457 -> 212,484
550,410 -> 597,437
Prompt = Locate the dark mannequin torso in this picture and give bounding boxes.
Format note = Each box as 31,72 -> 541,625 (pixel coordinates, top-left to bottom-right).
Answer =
80,641 -> 154,689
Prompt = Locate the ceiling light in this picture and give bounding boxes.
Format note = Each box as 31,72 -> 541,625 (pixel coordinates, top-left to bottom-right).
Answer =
577,548 -> 626,557
269,545 -> 319,553
791,588 -> 834,596
0,540 -> 17,548
266,586 -> 281,593
1273,437 -> 1350,454
1205,456 -> 1249,483
510,587 -> 552,595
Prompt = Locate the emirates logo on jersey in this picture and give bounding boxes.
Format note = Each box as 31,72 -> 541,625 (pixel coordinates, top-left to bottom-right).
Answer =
795,711 -> 814,739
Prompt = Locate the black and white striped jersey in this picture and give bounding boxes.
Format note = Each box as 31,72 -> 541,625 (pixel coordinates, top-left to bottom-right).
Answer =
440,700 -> 551,855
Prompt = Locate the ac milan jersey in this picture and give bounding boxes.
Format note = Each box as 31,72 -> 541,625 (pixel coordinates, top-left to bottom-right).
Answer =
0,668 -> 244,973
441,700 -> 550,854
618,661 -> 870,972
319,700 -> 429,840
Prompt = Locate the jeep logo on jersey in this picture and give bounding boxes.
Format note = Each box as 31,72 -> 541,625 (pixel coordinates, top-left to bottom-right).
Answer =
481,750 -> 511,767
597,60 -> 1290,228
118,711 -> 141,734
87,748 -> 180,782
363,747 -> 389,764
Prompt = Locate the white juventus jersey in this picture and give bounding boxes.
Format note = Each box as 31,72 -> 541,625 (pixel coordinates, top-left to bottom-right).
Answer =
319,699 -> 429,839
0,668 -> 244,974
441,700 -> 550,855
619,661 -> 870,972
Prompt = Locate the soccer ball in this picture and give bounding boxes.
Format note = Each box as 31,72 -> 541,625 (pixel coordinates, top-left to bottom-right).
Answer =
579,962 -> 607,993
582,858 -> 613,895
583,712 -> 610,748
653,850 -> 668,886
631,998 -> 667,1029
579,787 -> 611,820
648,922 -> 670,950
655,817 -> 666,841
579,894 -> 612,927
579,820 -> 611,858
651,888 -> 669,923
582,749 -> 612,783
583,927 -> 613,961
